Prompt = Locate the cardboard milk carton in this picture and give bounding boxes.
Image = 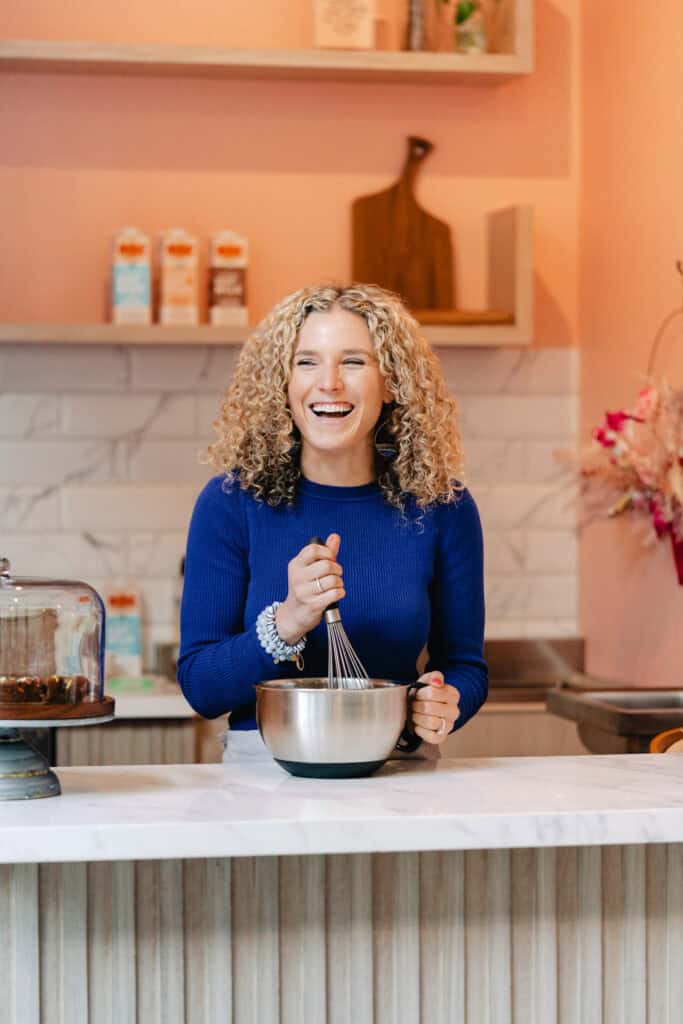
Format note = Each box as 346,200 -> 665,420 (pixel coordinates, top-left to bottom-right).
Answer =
208,231 -> 249,327
159,229 -> 199,326
111,227 -> 151,325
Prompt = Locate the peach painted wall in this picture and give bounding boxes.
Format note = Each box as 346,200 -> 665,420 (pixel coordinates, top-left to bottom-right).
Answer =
1,1 -> 580,340
580,1 -> 683,684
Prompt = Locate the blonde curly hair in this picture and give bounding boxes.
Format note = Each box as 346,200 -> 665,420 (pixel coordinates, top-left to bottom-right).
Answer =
206,283 -> 465,511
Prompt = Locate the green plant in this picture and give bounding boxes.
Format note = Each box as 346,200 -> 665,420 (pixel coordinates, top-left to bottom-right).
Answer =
439,1 -> 479,25
456,1 -> 477,24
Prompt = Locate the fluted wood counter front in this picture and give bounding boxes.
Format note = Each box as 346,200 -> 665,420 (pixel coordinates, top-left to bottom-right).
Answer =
2,756 -> 683,1023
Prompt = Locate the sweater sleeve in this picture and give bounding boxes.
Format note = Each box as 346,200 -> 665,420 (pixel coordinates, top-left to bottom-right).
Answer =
425,488 -> 488,730
177,477 -> 290,719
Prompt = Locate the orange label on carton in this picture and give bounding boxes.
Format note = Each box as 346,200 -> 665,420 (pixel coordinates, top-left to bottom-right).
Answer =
118,242 -> 146,259
167,243 -> 194,257
216,244 -> 244,259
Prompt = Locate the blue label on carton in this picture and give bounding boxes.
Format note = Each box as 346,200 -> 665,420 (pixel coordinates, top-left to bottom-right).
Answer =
113,265 -> 150,307
106,614 -> 142,657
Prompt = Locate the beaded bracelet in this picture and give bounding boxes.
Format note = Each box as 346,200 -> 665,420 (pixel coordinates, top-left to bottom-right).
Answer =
256,601 -> 306,670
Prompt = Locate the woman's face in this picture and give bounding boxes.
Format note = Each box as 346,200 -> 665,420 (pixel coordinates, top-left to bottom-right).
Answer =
287,306 -> 392,461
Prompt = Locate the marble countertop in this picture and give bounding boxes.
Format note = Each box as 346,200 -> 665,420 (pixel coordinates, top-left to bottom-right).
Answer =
2,754 -> 683,864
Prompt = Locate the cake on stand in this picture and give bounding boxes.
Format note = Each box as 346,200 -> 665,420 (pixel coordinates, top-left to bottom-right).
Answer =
0,557 -> 115,799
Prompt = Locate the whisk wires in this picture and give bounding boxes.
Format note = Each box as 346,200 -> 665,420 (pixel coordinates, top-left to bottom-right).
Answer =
309,535 -> 371,690
324,606 -> 371,690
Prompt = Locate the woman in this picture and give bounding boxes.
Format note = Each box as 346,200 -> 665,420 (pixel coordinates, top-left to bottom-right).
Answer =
178,283 -> 487,758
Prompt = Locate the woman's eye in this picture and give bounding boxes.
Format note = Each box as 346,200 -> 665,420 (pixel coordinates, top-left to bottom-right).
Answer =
343,359 -> 365,366
295,359 -> 315,367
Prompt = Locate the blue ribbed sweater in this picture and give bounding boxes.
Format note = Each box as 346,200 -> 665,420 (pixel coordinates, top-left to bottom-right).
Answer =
178,475 -> 488,731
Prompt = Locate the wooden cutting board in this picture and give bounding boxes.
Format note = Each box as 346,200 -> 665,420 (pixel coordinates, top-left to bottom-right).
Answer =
352,136 -> 454,310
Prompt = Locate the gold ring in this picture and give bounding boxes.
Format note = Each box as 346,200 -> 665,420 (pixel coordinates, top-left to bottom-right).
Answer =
315,577 -> 324,594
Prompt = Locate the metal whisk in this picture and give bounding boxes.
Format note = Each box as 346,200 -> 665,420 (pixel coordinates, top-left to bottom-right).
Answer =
310,536 -> 371,690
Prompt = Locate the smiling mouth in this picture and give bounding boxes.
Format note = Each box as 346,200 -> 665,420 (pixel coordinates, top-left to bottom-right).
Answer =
309,403 -> 355,419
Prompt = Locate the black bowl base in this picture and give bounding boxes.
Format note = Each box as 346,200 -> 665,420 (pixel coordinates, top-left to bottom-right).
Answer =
275,758 -> 385,779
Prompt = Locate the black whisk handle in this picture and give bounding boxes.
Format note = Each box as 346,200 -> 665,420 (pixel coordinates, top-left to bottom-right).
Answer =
309,535 -> 339,610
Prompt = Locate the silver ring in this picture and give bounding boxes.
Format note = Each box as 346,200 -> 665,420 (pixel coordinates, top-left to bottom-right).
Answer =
315,577 -> 324,595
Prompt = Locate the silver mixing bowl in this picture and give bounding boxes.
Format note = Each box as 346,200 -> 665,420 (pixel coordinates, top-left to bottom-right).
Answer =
255,677 -> 421,778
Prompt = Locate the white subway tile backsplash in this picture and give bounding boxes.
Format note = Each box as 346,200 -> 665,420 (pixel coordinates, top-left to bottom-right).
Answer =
128,533 -> 187,577
485,618 -> 578,639
485,577 -> 532,620
459,395 -> 575,441
486,575 -> 577,620
1,532 -> 125,579
62,394 -> 196,438
0,345 -> 128,392
62,485 -> 199,530
0,440 -> 123,486
136,578 -> 177,627
523,442 -> 576,484
476,483 -> 577,530
483,530 -> 526,574
197,395 -> 222,440
126,440 -> 212,484
526,530 -> 578,573
465,442 -> 527,486
130,347 -> 238,393
0,487 -> 62,530
526,576 -> 578,619
196,349 -> 239,394
0,395 -> 59,437
437,348 -> 578,396
484,619 -> 532,639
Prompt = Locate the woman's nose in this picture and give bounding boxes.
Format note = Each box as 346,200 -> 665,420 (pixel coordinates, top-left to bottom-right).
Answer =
318,363 -> 343,390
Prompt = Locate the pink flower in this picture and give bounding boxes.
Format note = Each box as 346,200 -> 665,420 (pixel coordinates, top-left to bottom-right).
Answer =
605,410 -> 631,432
633,386 -> 659,421
592,426 -> 616,448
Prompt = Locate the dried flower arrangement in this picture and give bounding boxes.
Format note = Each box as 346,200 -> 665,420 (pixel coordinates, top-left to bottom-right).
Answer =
580,379 -> 683,584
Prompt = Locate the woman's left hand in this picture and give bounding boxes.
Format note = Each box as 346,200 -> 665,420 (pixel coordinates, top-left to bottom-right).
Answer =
411,671 -> 460,745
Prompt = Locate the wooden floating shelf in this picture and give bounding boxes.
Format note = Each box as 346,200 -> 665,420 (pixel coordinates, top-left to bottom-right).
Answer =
0,324 -> 248,346
0,320 -> 511,346
0,207 -> 533,348
413,309 -> 514,325
0,35 -> 533,84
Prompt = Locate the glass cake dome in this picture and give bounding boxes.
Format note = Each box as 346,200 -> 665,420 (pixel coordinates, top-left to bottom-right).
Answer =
0,557 -> 115,799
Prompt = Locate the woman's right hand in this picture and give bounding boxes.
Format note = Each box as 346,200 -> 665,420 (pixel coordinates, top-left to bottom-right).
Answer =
275,533 -> 345,644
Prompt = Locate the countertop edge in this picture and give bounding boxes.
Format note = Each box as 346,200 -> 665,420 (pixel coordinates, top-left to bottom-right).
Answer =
3,809 -> 683,864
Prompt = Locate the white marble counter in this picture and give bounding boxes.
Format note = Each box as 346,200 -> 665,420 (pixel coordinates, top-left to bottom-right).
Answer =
3,754 -> 683,864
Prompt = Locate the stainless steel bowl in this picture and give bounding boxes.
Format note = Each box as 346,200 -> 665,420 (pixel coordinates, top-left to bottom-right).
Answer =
255,677 -> 420,778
